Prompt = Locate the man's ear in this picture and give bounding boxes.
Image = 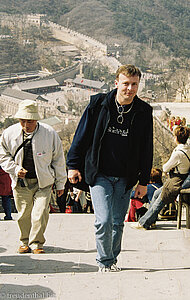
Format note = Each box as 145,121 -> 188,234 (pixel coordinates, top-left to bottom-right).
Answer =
115,80 -> 118,88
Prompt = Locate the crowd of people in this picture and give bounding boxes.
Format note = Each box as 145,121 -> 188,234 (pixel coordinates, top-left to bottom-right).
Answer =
0,64 -> 189,274
167,115 -> 187,131
52,186 -> 94,214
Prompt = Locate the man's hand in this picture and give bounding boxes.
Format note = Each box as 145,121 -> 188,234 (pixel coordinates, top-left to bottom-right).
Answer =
57,189 -> 64,197
68,169 -> 82,184
18,168 -> 28,179
134,184 -> 147,199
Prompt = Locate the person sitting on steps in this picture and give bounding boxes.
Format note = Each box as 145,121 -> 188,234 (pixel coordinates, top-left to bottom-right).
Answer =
131,126 -> 190,230
126,168 -> 162,222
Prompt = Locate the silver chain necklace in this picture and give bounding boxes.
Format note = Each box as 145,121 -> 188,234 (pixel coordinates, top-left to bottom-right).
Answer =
115,97 -> 134,124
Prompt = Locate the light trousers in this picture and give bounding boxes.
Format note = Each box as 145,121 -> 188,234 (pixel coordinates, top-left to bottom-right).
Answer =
139,187 -> 164,229
13,179 -> 52,250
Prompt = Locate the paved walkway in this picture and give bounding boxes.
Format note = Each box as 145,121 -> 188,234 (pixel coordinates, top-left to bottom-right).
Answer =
0,213 -> 190,300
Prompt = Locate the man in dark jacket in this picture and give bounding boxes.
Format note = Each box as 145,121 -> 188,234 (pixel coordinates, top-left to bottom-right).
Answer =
67,64 -> 153,272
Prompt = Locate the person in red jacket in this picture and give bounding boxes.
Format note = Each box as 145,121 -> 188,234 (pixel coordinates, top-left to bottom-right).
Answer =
0,167 -> 13,220
175,116 -> 181,126
126,168 -> 162,222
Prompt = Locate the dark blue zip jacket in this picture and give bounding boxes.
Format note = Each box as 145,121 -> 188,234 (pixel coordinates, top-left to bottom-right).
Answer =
67,88 -> 153,190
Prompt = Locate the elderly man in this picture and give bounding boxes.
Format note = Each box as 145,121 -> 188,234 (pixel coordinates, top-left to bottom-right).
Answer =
0,100 -> 67,254
67,64 -> 153,272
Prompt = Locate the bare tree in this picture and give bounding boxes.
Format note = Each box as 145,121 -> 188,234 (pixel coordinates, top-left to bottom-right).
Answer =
171,70 -> 190,102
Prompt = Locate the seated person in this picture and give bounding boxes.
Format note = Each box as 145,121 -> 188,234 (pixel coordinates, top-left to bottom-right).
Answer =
126,168 -> 162,222
131,126 -> 190,230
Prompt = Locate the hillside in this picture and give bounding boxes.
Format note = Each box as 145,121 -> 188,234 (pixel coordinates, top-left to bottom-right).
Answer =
60,0 -> 190,57
0,0 -> 190,72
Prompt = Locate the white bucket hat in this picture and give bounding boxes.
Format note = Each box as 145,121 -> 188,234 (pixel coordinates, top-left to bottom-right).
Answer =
14,100 -> 41,120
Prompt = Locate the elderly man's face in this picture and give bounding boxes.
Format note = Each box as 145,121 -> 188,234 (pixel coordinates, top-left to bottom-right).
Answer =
19,119 -> 37,133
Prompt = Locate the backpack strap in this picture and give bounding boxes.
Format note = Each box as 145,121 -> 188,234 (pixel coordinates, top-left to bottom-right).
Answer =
178,149 -> 190,162
13,123 -> 39,160
151,184 -> 160,190
174,149 -> 190,176
13,138 -> 32,160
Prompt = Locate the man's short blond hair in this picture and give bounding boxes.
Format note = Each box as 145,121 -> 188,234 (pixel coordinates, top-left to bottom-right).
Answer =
116,64 -> 141,80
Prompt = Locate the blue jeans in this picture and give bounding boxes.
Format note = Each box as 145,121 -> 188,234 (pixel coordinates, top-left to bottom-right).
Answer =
2,195 -> 12,220
139,187 -> 165,229
90,174 -> 132,267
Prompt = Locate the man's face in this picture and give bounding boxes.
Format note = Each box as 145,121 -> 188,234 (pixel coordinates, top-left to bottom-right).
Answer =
19,119 -> 37,133
115,73 -> 140,104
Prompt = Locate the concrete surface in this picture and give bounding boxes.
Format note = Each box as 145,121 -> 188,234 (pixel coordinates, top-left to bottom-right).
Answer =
0,213 -> 190,300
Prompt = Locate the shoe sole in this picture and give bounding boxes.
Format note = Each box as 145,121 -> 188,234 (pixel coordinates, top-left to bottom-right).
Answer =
18,247 -> 31,254
32,250 -> 45,254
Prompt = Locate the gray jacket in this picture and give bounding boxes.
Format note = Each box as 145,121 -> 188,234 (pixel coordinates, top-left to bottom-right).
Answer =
0,122 -> 67,190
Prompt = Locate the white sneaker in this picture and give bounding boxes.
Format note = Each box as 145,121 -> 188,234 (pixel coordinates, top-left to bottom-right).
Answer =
130,222 -> 147,230
98,266 -> 111,273
110,263 -> 121,272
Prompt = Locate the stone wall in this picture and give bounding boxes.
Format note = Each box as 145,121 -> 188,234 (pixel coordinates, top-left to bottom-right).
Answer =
48,21 -> 107,56
153,116 -> 175,169
45,62 -> 80,84
47,21 -> 121,72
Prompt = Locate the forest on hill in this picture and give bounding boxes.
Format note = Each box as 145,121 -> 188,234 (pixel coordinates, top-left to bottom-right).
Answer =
0,0 -> 190,74
0,0 -> 190,58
